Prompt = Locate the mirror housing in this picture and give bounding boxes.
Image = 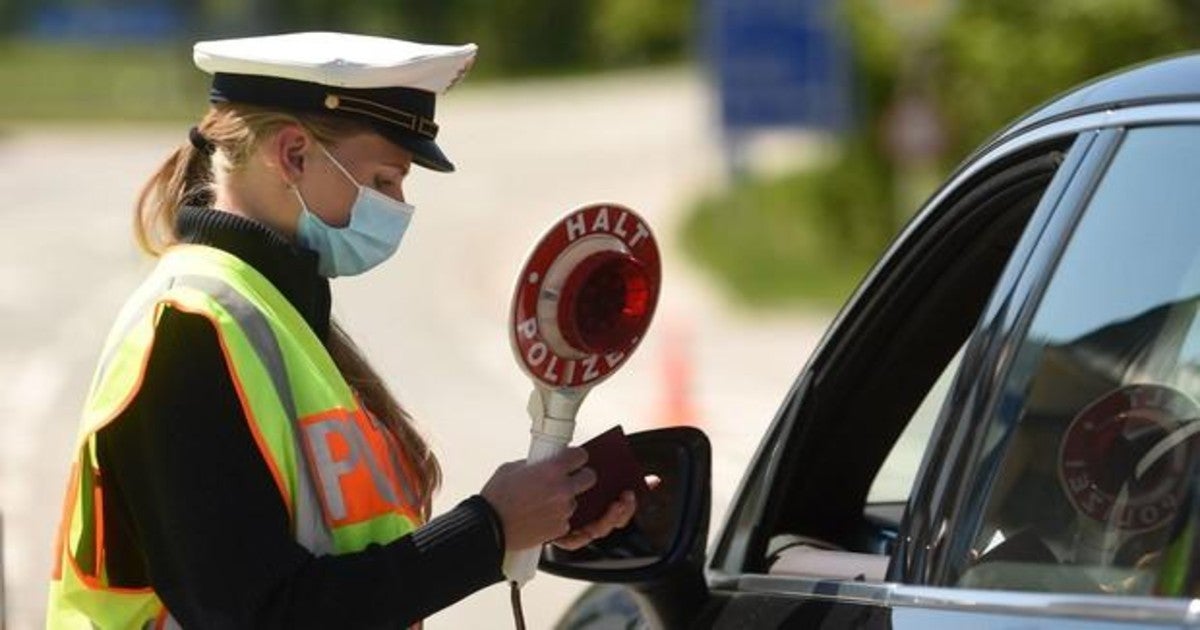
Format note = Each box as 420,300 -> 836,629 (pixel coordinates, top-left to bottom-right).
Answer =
540,426 -> 711,583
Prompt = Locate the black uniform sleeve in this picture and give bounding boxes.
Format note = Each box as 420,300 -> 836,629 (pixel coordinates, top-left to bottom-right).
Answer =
96,307 -> 504,628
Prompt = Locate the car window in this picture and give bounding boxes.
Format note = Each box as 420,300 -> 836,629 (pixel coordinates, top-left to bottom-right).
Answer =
868,343 -> 966,503
751,144 -> 1072,578
957,126 -> 1200,596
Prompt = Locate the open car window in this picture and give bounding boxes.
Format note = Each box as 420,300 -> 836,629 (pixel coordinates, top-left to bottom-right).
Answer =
955,126 -> 1200,597
758,141 -> 1074,579
868,342 -> 967,504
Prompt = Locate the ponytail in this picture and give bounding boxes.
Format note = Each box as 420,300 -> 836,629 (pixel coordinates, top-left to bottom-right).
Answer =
328,321 -> 441,517
133,135 -> 214,256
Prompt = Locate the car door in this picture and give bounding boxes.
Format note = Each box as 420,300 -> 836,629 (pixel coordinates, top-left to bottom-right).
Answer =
702,120 -> 1200,629
554,118 -> 1200,630
699,128 -> 1103,628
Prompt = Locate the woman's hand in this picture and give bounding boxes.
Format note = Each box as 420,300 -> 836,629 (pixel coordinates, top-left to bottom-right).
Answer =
480,447 -> 596,551
552,475 -> 661,551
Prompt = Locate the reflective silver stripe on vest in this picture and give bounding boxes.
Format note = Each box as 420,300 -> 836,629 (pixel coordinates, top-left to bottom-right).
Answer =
141,613 -> 183,630
172,275 -> 335,555
176,276 -> 300,421
92,277 -> 174,397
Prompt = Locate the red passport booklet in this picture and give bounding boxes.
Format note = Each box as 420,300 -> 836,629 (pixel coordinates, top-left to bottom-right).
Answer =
569,425 -> 650,530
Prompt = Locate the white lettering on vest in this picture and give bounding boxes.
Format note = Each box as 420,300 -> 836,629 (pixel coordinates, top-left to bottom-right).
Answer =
518,317 -> 538,340
305,418 -> 397,521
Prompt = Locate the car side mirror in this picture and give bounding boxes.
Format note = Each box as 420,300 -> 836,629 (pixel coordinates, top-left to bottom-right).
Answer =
540,426 -> 711,583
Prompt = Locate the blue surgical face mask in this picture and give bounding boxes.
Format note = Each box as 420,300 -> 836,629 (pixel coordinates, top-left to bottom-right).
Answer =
293,144 -> 415,278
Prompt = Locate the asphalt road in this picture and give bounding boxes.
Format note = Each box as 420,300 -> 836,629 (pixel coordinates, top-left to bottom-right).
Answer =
0,69 -> 829,629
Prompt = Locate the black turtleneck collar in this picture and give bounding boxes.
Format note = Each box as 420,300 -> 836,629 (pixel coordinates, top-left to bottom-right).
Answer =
175,206 -> 331,341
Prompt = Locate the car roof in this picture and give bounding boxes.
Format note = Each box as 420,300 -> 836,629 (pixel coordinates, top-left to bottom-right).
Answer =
994,52 -> 1200,143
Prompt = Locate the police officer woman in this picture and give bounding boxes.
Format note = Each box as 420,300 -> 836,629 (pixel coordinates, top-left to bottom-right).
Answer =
48,32 -> 637,628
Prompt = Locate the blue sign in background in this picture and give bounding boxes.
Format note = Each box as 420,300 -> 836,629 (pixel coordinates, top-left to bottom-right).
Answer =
704,0 -> 854,133
26,3 -> 185,42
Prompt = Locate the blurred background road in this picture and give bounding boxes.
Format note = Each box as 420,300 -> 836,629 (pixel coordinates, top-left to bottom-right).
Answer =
0,70 -> 826,629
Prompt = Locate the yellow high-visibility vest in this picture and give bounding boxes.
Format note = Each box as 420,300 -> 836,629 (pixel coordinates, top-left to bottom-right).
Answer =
48,244 -> 424,629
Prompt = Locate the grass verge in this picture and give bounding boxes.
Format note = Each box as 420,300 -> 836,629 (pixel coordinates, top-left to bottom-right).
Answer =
680,166 -> 888,310
0,40 -> 208,122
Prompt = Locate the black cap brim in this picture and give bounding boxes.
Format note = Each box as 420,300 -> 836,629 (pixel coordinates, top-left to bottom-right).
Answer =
381,130 -> 455,173
210,72 -> 456,173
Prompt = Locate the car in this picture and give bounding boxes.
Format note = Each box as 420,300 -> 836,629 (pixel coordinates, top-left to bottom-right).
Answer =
541,53 -> 1200,629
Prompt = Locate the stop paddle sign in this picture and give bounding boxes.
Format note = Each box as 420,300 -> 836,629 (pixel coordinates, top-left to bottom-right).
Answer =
510,202 -> 661,390
503,202 -> 662,587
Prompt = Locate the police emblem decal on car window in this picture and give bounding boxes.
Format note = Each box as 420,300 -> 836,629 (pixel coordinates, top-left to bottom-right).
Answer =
1058,384 -> 1199,533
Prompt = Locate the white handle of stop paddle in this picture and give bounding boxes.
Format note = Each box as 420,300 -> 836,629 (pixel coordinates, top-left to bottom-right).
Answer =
502,431 -> 570,584
502,388 -> 585,586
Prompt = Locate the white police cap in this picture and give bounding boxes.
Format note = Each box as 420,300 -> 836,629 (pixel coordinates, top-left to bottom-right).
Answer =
193,32 -> 478,172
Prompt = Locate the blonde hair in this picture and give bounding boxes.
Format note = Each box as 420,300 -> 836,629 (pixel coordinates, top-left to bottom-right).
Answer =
135,103 -> 440,515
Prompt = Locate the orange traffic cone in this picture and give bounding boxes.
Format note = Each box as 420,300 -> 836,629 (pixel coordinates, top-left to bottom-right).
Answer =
656,320 -> 698,427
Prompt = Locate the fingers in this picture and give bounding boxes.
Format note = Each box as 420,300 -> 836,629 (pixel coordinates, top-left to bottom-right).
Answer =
553,490 -> 638,550
606,490 -> 636,529
552,446 -> 588,473
569,466 -> 597,495
581,491 -> 635,537
613,490 -> 637,528
487,447 -> 646,551
553,529 -> 593,551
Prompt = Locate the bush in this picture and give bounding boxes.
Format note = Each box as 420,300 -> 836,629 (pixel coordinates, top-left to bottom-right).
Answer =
683,0 -> 1200,308
934,0 -> 1199,157
681,158 -> 891,309
0,40 -> 204,121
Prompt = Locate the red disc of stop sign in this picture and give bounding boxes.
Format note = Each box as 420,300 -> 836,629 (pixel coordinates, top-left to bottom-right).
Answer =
510,203 -> 661,389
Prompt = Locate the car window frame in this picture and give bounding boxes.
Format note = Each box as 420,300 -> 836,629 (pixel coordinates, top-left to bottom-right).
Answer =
727,575 -> 1193,628
708,131 -> 1087,580
910,127 -> 1125,588
926,121 -> 1200,597
705,121 -> 1200,629
892,127 -> 1118,585
707,108 -> 1200,630
892,105 -> 1200,597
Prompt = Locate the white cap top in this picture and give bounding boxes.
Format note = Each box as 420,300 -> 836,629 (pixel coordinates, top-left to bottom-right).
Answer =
193,31 -> 477,93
